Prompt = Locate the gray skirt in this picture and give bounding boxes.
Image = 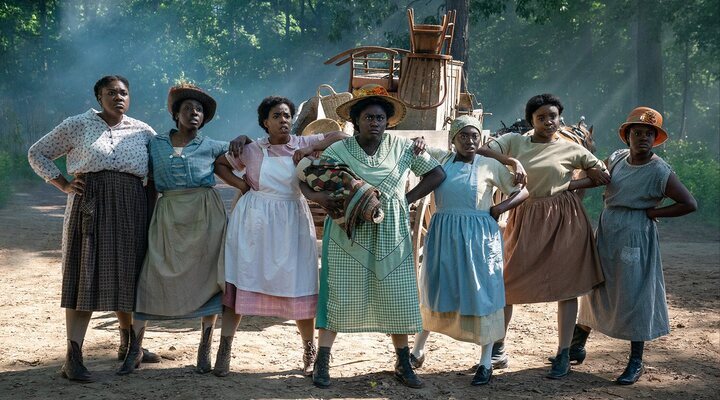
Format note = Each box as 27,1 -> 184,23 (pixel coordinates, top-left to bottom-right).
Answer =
61,171 -> 148,312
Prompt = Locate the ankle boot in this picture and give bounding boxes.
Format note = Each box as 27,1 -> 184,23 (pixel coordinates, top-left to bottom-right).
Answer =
302,340 -> 317,377
491,340 -> 509,369
212,335 -> 234,377
118,328 -> 161,363
546,348 -> 571,379
409,351 -> 425,369
617,341 -> 644,385
312,346 -> 332,388
196,323 -> 214,374
548,325 -> 590,364
117,327 -> 145,375
471,365 -> 493,386
394,346 -> 424,389
60,340 -> 94,383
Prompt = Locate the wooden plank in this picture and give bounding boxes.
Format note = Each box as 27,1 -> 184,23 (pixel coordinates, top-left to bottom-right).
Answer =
388,130 -> 450,150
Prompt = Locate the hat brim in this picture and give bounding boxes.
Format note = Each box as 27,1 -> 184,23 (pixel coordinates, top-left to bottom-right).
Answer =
618,122 -> 668,146
168,88 -> 217,125
335,95 -> 407,128
301,118 -> 341,136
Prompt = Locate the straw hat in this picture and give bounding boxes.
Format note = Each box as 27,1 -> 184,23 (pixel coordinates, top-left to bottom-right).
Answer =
618,107 -> 668,146
335,84 -> 407,128
167,83 -> 217,124
301,118 -> 341,136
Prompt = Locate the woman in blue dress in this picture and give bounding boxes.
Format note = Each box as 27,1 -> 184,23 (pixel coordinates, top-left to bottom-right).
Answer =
411,116 -> 528,385
572,107 -> 697,385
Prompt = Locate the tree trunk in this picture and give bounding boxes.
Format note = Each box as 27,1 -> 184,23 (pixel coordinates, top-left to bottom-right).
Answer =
680,40 -> 690,138
446,0 -> 469,92
635,0 -> 664,113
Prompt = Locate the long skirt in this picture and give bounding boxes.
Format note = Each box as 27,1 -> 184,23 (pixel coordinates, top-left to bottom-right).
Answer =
503,191 -> 604,304
61,170 -> 147,312
135,187 -> 226,318
578,207 -> 670,341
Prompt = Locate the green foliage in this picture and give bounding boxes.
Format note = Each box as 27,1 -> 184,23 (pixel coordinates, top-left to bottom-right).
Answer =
0,0 -> 716,222
0,151 -> 10,206
658,140 -> 720,226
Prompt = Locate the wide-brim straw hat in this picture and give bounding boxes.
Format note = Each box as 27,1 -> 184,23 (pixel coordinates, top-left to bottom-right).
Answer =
336,84 -> 407,128
167,84 -> 217,124
618,106 -> 668,146
301,118 -> 341,136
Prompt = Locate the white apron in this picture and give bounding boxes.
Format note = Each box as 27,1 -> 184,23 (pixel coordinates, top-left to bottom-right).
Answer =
224,147 -> 318,297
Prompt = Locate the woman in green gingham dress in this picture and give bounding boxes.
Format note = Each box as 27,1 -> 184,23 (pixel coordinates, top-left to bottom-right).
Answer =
300,85 -> 445,389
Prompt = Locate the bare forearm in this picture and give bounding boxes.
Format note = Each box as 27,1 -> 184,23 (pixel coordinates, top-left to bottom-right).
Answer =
215,164 -> 249,193
48,176 -> 70,193
647,202 -> 697,219
568,177 -> 599,191
312,131 -> 349,151
477,147 -> 515,166
494,188 -> 529,215
299,182 -> 325,203
406,166 -> 445,204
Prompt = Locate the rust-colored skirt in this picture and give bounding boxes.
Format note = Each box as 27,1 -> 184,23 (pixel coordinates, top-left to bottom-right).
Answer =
61,171 -> 147,312
503,191 -> 603,304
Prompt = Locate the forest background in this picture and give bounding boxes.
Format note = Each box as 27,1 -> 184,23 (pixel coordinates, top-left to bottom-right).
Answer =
0,0 -> 718,224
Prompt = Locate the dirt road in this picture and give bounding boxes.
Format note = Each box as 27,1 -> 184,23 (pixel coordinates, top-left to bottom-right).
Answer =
0,183 -> 718,399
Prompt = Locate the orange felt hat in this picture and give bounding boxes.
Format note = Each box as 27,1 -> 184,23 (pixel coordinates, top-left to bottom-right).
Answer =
618,107 -> 668,146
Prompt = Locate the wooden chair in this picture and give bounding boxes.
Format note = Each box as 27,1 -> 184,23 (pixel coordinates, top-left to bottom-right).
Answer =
324,46 -> 409,92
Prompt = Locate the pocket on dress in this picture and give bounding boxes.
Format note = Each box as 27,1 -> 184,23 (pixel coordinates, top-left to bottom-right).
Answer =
619,246 -> 641,266
80,196 -> 96,236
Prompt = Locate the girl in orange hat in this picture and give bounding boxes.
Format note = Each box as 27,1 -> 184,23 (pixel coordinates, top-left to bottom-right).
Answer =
571,107 -> 697,384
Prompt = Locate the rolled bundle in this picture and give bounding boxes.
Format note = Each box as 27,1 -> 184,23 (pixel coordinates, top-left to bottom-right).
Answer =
296,157 -> 384,239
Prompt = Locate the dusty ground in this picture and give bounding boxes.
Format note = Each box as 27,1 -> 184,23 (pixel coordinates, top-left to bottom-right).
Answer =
0,183 -> 718,400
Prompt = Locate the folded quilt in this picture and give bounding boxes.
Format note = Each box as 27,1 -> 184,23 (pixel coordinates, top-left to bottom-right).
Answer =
296,157 -> 384,238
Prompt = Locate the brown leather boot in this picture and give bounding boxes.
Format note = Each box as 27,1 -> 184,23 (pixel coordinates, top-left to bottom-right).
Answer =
117,327 -> 145,375
212,335 -> 234,377
60,340 -> 94,383
302,340 -> 317,377
196,323 -> 214,374
118,327 -> 161,363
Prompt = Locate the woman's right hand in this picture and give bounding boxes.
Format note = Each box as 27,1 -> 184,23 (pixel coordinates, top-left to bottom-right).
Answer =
63,176 -> 86,195
315,192 -> 344,216
510,158 -> 527,187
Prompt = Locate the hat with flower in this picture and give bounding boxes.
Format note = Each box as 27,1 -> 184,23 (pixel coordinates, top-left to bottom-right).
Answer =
335,84 -> 407,128
618,106 -> 668,146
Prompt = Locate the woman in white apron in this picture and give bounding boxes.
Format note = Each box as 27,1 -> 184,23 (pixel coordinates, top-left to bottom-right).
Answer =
212,96 -> 347,377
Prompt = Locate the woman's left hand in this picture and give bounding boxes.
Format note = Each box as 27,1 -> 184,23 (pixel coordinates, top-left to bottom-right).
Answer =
292,146 -> 320,164
229,135 -> 252,157
411,136 -> 426,155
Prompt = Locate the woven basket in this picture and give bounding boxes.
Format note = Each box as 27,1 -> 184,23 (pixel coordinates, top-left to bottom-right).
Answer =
292,96 -> 320,136
317,84 -> 352,121
301,118 -> 341,136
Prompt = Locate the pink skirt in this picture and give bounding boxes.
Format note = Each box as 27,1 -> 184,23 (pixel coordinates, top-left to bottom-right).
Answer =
222,283 -> 317,320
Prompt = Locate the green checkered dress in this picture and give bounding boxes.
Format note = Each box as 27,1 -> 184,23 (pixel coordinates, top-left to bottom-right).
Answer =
316,134 -> 439,333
